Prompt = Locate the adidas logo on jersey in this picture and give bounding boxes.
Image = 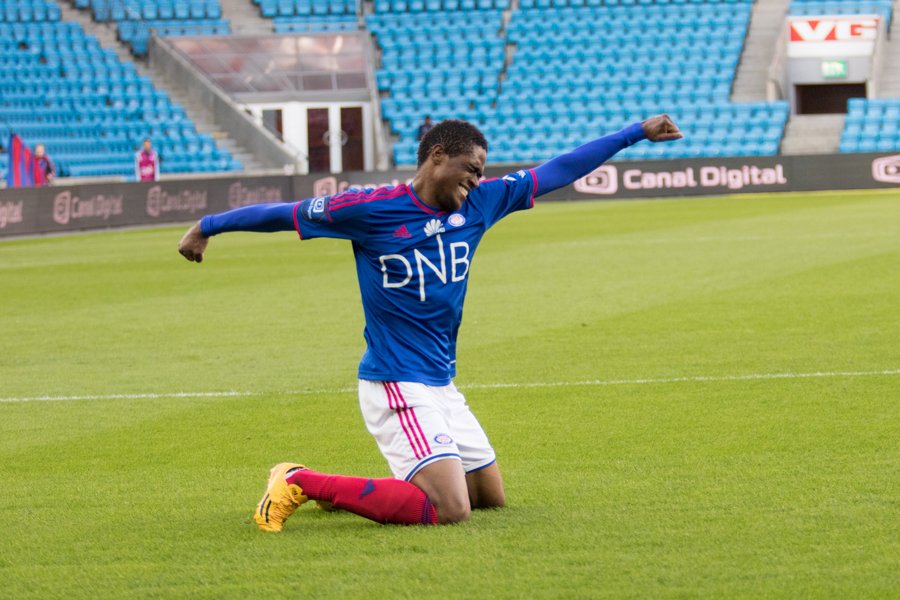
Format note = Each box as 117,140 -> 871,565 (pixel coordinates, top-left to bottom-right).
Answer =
424,219 -> 445,237
393,224 -> 411,238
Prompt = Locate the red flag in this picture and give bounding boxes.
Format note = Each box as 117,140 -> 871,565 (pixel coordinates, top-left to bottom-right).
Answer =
6,134 -> 35,188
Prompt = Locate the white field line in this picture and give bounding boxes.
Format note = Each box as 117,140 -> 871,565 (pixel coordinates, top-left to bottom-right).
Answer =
1,369 -> 899,404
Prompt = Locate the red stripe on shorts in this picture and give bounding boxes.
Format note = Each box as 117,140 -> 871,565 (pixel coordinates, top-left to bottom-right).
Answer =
384,382 -> 424,459
391,382 -> 432,456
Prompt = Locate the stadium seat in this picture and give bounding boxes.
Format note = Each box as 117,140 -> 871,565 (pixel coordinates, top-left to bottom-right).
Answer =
0,4 -> 240,179
451,1 -> 788,165
839,98 -> 900,154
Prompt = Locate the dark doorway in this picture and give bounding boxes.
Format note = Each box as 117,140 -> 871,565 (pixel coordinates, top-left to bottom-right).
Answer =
340,106 -> 365,172
306,108 -> 330,172
795,84 -> 866,114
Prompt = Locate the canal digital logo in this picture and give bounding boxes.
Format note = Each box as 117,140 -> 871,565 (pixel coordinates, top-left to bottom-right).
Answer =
871,155 -> 900,184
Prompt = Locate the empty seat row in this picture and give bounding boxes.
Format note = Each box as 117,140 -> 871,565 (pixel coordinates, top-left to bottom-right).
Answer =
522,0 -> 751,6
0,5 -> 60,22
373,22 -> 500,37
511,29 -> 747,47
373,0 -> 508,11
90,0 -> 221,21
272,17 -> 357,32
366,11 -> 501,26
381,50 -> 504,69
256,0 -> 356,18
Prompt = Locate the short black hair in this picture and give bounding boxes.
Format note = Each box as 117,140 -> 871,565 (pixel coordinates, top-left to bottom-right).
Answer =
417,119 -> 487,167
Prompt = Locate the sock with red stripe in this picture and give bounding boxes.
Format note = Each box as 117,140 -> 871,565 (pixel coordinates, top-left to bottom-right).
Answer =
286,468 -> 439,525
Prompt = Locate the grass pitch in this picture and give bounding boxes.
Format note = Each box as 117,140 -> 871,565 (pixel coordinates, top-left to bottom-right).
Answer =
1,189 -> 898,598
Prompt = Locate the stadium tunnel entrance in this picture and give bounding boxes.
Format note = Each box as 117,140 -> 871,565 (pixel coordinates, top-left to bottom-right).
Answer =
248,102 -> 372,174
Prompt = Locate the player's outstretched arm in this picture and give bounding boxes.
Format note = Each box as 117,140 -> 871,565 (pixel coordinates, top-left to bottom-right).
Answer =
532,114 -> 682,197
178,202 -> 296,263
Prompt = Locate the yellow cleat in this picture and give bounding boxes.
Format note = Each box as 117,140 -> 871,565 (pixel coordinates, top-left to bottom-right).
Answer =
253,463 -> 309,532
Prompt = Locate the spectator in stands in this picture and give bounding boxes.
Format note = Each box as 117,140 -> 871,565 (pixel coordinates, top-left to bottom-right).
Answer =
416,115 -> 434,141
135,138 -> 160,182
33,144 -> 55,187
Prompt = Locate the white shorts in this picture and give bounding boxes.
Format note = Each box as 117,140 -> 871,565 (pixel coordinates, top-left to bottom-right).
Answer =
358,379 -> 496,481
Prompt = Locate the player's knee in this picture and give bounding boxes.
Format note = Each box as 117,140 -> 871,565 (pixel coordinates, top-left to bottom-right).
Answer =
479,492 -> 505,509
436,500 -> 471,524
435,495 -> 472,524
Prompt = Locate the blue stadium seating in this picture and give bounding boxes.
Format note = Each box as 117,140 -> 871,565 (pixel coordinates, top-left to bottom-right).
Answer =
789,0 -> 893,28
367,3 -> 507,165
375,0 -> 788,165
273,16 -> 357,33
840,98 -> 900,153
0,3 -> 241,180
84,0 -> 229,56
252,0 -> 359,33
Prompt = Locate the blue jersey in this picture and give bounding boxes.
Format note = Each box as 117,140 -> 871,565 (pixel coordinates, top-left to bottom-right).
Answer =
292,169 -> 537,385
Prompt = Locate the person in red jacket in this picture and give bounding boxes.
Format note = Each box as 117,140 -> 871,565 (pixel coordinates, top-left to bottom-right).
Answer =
33,144 -> 55,186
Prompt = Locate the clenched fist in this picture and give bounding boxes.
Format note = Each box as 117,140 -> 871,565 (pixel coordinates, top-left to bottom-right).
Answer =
178,221 -> 209,263
642,114 -> 683,143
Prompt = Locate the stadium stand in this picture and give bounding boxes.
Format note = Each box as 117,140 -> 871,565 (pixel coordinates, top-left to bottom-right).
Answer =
840,98 -> 900,152
250,0 -> 359,34
499,1 -> 788,163
788,0 -> 893,27
368,1 -> 509,165
787,1 -> 899,153
78,0 -> 229,56
371,0 -> 789,165
0,0 -> 240,179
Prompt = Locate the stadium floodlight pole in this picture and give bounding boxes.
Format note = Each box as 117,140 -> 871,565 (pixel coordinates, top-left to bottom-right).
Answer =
178,114 -> 682,529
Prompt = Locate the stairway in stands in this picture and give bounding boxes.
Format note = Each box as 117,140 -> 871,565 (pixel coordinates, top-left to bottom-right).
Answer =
731,0 -> 791,103
219,0 -> 271,33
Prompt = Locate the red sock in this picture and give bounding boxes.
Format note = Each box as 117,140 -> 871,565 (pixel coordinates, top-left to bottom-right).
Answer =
286,469 -> 439,525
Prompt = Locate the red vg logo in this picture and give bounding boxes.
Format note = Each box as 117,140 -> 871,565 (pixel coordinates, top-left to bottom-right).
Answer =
789,18 -> 879,42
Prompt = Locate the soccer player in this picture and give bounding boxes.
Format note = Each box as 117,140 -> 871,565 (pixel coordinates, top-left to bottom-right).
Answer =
178,115 -> 682,529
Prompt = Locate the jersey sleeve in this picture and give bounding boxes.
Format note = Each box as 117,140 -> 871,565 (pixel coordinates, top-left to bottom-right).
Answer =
293,187 -> 378,241
467,168 -> 537,230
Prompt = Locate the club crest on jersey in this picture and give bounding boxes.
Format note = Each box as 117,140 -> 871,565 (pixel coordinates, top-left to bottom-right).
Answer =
305,196 -> 327,221
424,219 -> 445,237
434,434 -> 453,445
448,213 -> 466,227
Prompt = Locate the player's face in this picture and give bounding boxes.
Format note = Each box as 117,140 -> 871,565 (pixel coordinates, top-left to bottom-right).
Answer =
433,145 -> 486,211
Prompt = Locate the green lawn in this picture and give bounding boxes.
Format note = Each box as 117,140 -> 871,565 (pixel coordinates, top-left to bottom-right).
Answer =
1,190 -> 898,598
